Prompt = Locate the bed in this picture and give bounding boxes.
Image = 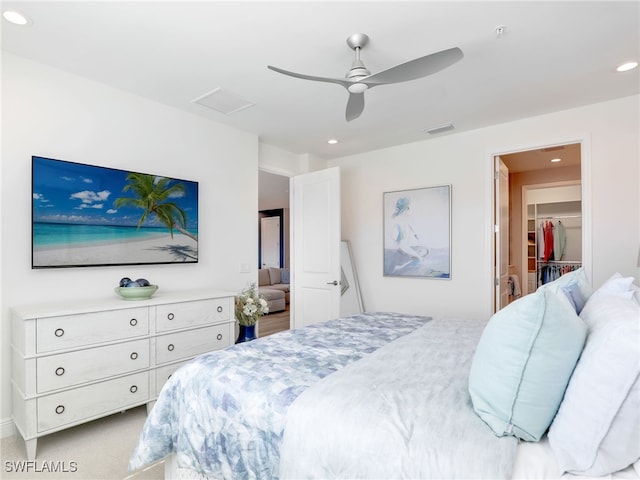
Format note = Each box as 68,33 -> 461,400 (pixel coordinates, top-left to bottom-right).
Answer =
129,270 -> 640,480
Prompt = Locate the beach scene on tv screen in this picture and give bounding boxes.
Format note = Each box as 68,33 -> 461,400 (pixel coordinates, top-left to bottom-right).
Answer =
32,156 -> 199,268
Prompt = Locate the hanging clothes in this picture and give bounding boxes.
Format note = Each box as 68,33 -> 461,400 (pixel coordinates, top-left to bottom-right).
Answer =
543,221 -> 554,262
554,221 -> 566,261
538,222 -> 545,259
537,262 -> 582,287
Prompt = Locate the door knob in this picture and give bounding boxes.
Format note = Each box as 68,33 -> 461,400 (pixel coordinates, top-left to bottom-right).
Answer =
326,280 -> 339,286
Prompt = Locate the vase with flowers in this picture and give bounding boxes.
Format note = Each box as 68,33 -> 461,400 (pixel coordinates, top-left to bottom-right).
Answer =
234,282 -> 269,343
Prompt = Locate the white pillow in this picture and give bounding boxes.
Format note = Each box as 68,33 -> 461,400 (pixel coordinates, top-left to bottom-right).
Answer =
548,293 -> 640,476
589,273 -> 635,301
469,288 -> 587,442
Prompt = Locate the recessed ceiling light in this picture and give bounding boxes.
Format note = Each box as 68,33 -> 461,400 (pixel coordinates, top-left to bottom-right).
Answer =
3,10 -> 31,26
617,61 -> 638,72
327,139 -> 338,145
550,158 -> 562,163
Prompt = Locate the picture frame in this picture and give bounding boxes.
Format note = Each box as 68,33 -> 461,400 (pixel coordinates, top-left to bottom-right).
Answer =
32,156 -> 199,268
383,185 -> 451,279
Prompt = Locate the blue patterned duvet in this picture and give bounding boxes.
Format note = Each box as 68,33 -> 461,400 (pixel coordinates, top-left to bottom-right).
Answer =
129,312 -> 431,479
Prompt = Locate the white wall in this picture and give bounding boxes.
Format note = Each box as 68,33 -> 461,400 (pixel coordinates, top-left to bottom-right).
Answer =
258,142 -> 328,176
330,95 -> 639,321
0,54 -> 260,431
258,142 -> 302,176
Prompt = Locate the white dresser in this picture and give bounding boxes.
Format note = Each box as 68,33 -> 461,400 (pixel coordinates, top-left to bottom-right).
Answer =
11,290 -> 235,460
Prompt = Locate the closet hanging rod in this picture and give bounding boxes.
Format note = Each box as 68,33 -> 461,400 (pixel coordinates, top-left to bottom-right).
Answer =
537,260 -> 582,264
537,214 -> 582,219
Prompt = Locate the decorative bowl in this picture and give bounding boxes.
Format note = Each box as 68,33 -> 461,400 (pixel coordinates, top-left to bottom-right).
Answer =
115,285 -> 158,300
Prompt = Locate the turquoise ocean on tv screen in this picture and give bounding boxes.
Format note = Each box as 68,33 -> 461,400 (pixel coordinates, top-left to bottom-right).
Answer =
33,223 -> 198,247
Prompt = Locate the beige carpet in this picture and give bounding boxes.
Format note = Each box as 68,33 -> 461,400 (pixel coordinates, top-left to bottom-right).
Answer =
0,406 -> 163,480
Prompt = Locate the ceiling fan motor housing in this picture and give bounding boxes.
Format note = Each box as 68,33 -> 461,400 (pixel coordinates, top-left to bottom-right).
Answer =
346,60 -> 371,80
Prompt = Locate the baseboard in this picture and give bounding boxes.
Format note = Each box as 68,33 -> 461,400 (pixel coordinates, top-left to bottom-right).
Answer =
1,416 -> 17,438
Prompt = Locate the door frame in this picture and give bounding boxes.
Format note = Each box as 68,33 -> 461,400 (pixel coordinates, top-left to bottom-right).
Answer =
495,156 -> 510,311
487,134 -> 592,315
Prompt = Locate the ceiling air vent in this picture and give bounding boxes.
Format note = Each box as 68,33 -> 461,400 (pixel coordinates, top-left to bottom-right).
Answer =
424,122 -> 454,135
192,88 -> 254,115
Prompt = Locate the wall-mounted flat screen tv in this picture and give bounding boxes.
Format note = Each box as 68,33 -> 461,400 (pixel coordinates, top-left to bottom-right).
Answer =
32,156 -> 199,268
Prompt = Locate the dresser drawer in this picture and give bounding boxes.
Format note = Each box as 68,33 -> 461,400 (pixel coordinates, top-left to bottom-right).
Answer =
155,298 -> 230,332
36,308 -> 149,353
37,372 -> 149,432
155,360 -> 190,396
156,324 -> 230,364
37,339 -> 150,394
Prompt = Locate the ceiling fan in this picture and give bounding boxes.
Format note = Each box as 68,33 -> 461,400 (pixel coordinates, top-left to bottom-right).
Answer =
268,33 -> 463,121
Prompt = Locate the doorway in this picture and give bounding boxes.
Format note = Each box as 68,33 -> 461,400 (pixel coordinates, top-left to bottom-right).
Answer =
258,170 -> 291,269
492,140 -> 590,312
258,170 -> 291,335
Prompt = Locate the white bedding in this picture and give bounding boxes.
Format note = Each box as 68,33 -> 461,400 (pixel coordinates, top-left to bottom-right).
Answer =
168,442 -> 640,480
154,313 -> 640,480
279,317 -> 517,479
513,437 -> 640,480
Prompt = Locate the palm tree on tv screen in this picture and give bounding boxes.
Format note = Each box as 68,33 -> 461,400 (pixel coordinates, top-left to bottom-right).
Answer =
114,173 -> 197,241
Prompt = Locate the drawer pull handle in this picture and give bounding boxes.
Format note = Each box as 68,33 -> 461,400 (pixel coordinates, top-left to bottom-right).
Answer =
54,328 -> 64,337
217,306 -> 223,313
217,334 -> 223,341
130,385 -> 138,394
130,318 -> 138,327
167,313 -> 175,320
130,352 -> 138,360
55,367 -> 65,376
167,344 -> 175,352
55,405 -> 65,415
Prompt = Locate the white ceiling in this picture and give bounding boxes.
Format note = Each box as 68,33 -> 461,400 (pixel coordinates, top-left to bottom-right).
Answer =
1,1 -> 638,161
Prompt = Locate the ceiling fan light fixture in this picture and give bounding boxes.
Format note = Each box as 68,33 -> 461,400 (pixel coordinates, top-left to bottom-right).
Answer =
348,83 -> 368,94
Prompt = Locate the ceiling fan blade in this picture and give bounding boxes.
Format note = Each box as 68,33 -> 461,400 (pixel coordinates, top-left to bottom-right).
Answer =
345,92 -> 365,122
267,65 -> 350,89
362,47 -> 463,86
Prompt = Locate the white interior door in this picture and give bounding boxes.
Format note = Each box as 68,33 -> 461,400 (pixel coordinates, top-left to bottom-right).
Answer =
260,216 -> 281,268
495,156 -> 510,311
291,167 -> 341,328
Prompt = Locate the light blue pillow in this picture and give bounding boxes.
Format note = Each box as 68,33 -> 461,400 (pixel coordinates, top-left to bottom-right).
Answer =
469,289 -> 587,441
539,267 -> 591,312
562,283 -> 587,313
